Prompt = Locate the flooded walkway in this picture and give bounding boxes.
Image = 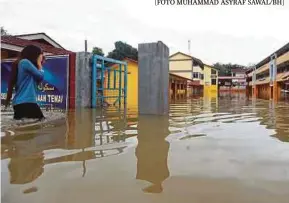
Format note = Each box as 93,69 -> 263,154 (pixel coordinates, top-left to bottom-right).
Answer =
1,94 -> 289,203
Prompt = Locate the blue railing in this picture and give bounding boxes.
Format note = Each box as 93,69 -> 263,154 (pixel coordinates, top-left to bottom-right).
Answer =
91,55 -> 127,108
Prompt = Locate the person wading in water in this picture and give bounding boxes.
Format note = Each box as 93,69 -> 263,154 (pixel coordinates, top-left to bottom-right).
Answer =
5,45 -> 45,121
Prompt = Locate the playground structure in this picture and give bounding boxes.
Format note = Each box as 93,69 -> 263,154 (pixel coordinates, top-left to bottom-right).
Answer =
91,55 -> 128,108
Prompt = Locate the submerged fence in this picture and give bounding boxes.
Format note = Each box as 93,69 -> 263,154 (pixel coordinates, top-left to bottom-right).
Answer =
91,55 -> 127,108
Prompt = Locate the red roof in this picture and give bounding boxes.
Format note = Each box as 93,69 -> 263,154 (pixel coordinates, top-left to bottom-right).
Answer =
231,68 -> 247,73
1,36 -> 74,55
124,57 -> 138,63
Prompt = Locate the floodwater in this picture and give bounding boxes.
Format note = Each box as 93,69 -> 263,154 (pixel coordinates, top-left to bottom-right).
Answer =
1,93 -> 289,203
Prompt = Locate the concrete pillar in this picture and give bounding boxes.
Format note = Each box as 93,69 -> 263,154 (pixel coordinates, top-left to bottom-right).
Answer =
180,83 -> 182,99
75,52 -> 92,108
138,41 -> 169,115
176,83 -> 179,99
273,81 -> 278,101
277,82 -> 282,100
252,85 -> 258,98
182,83 -> 185,98
178,83 -> 180,98
179,83 -> 181,98
173,82 -> 177,100
169,79 -> 172,102
246,85 -> 249,97
185,83 -> 188,98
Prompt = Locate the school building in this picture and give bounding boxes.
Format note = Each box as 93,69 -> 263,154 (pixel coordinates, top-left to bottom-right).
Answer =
246,42 -> 289,100
169,51 -> 219,96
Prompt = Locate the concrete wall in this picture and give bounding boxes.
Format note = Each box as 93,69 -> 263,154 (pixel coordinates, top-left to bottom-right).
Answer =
138,41 -> 169,115
75,52 -> 92,108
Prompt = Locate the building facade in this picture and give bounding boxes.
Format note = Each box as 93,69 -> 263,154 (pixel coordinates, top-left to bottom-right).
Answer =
203,64 -> 219,95
247,43 -> 289,100
231,68 -> 247,88
169,52 -> 204,82
169,52 -> 219,96
169,52 -> 204,95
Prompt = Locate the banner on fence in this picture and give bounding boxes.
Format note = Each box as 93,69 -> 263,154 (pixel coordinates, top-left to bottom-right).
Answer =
1,55 -> 69,110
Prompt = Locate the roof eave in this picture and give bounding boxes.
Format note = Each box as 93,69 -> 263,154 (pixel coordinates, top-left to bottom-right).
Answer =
14,32 -> 65,49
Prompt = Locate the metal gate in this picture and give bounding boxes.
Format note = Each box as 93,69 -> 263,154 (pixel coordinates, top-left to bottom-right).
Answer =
91,55 -> 127,108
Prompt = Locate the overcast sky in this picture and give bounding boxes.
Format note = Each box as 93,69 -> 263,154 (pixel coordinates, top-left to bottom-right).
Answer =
1,0 -> 288,65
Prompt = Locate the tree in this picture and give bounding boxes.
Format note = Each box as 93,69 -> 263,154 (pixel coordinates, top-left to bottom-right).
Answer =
213,62 -> 247,76
107,41 -> 138,61
1,26 -> 10,36
92,46 -> 104,56
213,63 -> 231,76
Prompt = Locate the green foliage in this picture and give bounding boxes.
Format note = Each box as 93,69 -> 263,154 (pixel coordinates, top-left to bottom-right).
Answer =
1,26 -> 10,36
213,63 -> 248,76
92,46 -> 104,56
107,41 -> 138,61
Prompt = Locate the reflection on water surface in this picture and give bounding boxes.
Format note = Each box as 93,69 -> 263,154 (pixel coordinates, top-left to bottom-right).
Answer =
1,93 -> 289,203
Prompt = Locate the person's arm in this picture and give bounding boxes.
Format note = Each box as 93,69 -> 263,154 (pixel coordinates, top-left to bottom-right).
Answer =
21,59 -> 44,81
5,61 -> 19,108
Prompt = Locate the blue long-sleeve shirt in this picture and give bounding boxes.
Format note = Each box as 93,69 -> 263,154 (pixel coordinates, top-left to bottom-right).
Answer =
12,59 -> 44,106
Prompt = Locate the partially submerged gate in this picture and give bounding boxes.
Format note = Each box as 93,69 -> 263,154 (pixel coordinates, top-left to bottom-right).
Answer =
91,55 -> 127,108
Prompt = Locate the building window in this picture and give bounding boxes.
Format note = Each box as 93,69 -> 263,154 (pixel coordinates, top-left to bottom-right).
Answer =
193,72 -> 199,78
211,69 -> 216,75
211,79 -> 217,85
200,74 -> 204,80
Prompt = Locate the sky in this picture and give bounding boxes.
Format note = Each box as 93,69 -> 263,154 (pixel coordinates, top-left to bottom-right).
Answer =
0,0 -> 289,66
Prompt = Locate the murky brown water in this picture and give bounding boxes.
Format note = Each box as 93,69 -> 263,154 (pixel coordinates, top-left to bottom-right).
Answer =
1,93 -> 289,203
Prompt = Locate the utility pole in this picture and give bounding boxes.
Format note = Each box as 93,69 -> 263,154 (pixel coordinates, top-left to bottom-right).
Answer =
188,40 -> 191,56
84,39 -> 88,57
